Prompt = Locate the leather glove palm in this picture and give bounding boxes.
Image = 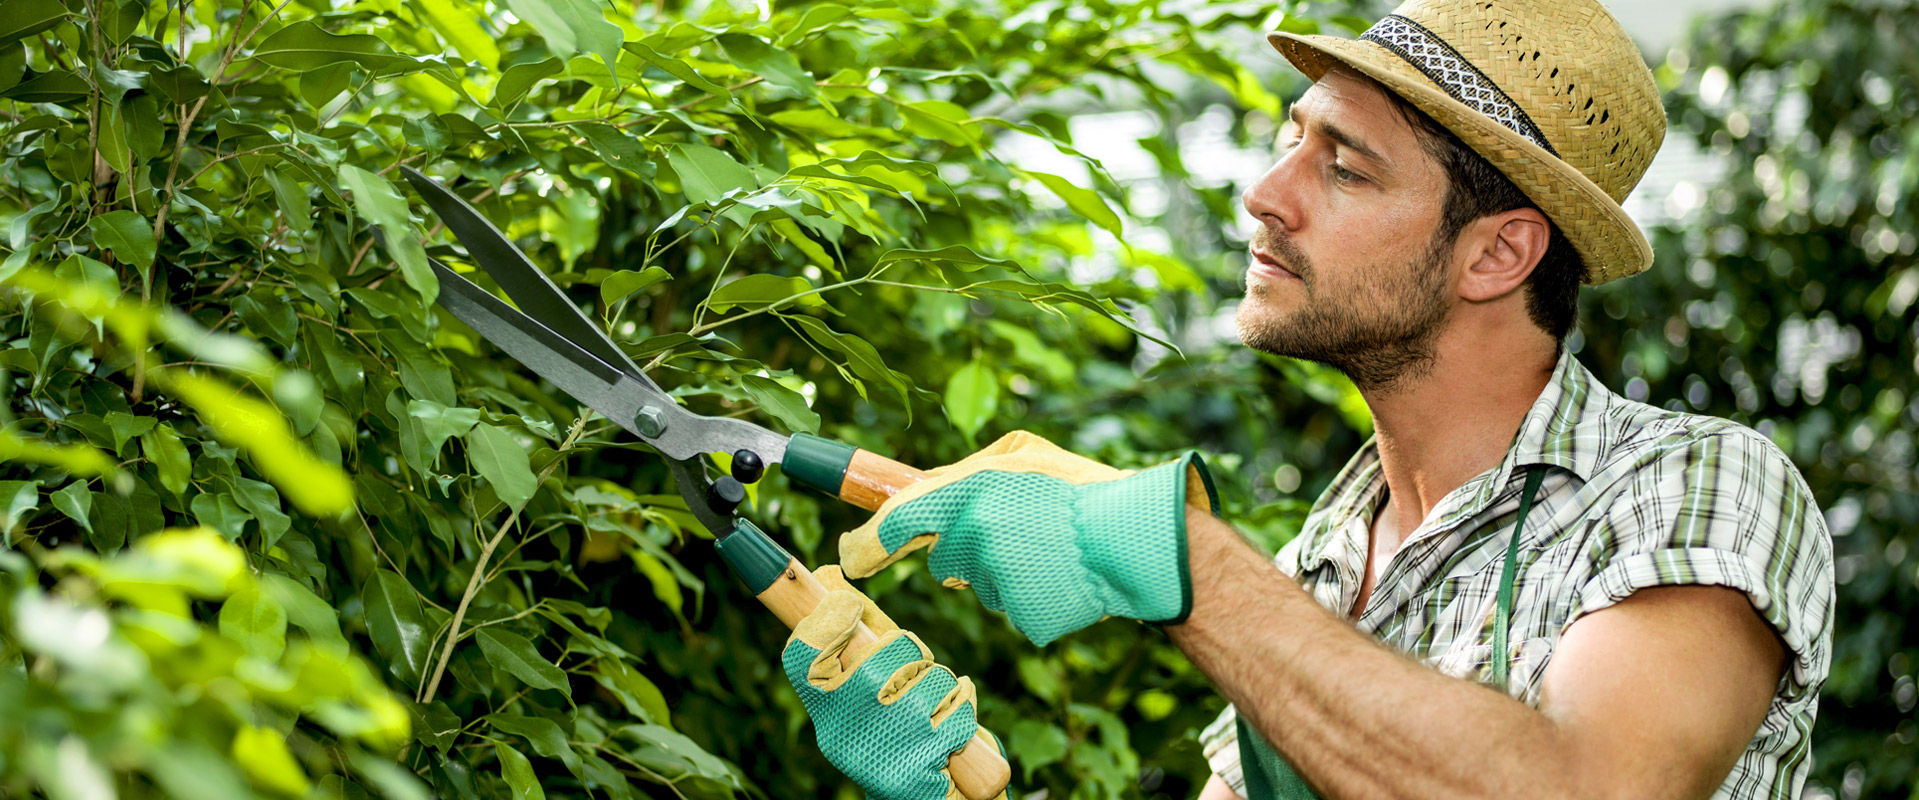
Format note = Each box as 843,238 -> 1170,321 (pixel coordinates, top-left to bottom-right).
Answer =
782,566 -> 1005,800
839,432 -> 1217,646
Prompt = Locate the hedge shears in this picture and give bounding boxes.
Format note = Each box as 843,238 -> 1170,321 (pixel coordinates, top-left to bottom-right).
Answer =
397,167 -> 1010,799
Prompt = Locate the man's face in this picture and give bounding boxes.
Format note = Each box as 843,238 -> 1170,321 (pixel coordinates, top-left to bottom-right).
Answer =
1236,67 -> 1458,392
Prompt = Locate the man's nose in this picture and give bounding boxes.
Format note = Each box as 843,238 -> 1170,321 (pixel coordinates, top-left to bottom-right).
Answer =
1241,154 -> 1304,232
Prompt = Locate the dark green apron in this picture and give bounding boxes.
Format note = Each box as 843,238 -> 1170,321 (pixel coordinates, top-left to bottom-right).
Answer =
1235,469 -> 1547,799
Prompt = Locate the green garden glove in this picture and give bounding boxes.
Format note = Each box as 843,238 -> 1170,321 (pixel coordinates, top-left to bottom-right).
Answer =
782,566 -> 1007,800
839,431 -> 1218,646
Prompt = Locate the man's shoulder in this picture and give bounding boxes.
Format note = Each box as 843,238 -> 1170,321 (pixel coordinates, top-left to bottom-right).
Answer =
1591,395 -> 1805,492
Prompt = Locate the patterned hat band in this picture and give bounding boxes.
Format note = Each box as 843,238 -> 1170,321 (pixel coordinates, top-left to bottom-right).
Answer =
1359,15 -> 1561,158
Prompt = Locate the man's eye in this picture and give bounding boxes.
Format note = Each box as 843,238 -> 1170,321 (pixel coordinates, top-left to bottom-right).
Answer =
1332,163 -> 1361,184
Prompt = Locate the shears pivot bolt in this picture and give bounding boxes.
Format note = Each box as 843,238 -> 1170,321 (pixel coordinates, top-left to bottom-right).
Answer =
636,405 -> 668,437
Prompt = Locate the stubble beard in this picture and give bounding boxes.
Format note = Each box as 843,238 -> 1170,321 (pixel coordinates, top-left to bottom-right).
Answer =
1236,226 -> 1454,394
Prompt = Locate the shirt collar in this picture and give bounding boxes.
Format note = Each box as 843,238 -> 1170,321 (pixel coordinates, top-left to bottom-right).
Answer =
1294,349 -> 1615,572
1508,349 -> 1611,484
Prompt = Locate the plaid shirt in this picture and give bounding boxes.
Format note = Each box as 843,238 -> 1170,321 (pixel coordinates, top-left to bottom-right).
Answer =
1200,351 -> 1834,799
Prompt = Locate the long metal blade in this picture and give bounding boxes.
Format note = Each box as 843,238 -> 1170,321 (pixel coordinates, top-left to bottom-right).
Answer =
432,259 -> 790,465
401,165 -> 649,382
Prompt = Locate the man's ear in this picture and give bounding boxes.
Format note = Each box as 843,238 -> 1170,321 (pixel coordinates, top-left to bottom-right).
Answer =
1456,208 -> 1550,302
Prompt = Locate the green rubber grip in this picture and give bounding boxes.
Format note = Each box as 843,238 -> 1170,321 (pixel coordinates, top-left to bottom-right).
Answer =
716,519 -> 793,595
783,434 -> 857,497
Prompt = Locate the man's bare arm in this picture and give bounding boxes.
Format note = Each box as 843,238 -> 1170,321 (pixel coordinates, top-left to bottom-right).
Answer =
1169,508 -> 1783,800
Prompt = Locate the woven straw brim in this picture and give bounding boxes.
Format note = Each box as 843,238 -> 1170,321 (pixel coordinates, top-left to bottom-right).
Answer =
1268,32 -> 1653,285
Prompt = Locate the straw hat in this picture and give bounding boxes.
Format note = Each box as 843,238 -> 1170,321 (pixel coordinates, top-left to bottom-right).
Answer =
1267,0 -> 1664,284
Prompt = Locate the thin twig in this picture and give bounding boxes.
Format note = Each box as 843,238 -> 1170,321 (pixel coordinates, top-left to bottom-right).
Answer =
686,269 -> 884,337
417,415 -> 588,703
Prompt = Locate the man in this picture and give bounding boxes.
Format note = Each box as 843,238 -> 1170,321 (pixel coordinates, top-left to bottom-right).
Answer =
778,1 -> 1834,798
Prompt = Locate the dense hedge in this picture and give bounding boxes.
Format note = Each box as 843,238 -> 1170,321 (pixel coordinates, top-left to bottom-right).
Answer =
0,0 -> 1360,796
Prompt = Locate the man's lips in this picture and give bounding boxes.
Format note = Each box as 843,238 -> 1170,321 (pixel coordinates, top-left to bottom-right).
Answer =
1250,249 -> 1300,281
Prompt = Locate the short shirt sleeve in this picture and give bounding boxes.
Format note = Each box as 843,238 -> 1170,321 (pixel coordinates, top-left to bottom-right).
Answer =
1572,428 -> 1835,696
1199,706 -> 1244,794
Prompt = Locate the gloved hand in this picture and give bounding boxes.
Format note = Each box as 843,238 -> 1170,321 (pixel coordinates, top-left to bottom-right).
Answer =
782,566 -> 1006,800
839,431 -> 1217,646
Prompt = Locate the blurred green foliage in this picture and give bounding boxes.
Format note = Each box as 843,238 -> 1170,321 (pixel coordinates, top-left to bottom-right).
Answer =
1583,1 -> 1919,796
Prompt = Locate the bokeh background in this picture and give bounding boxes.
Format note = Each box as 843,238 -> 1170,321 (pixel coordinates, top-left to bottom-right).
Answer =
0,0 -> 1912,798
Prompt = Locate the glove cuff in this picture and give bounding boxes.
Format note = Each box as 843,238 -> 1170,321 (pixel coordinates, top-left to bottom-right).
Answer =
1072,452 -> 1215,627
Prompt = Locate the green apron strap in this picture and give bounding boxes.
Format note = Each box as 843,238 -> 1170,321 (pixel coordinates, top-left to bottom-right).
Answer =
1233,466 -> 1548,799
1490,468 -> 1546,692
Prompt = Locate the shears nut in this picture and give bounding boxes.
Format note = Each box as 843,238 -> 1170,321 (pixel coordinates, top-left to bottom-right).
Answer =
636,405 -> 668,438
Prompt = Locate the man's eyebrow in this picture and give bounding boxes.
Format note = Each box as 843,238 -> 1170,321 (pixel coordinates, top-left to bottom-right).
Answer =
1286,105 -> 1393,170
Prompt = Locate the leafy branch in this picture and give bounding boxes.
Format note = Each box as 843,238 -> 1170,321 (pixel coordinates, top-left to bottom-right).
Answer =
418,415 -> 589,704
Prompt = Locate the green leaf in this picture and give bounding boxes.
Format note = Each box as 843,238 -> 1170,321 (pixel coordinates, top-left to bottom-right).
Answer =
0,69 -> 87,103
706,274 -> 825,314
414,702 -> 463,753
491,56 -> 561,109
1007,719 -> 1069,782
767,108 -> 860,138
162,372 -> 354,516
96,101 -> 131,175
272,369 -> 323,436
487,713 -> 583,778
261,573 -> 347,654
0,480 -> 36,539
476,627 -> 570,695
86,491 -> 130,551
572,122 -> 653,177
876,245 -> 1022,273
232,725 -> 312,796
741,375 -> 819,434
899,99 -> 980,148
0,44 -> 22,95
219,583 -> 288,660
349,752 -> 430,800
593,659 -> 671,725
100,0 -> 142,46
190,492 -> 252,541
619,723 -> 739,783
406,399 -> 482,470
412,0 -> 500,71
264,166 -> 313,237
1022,170 -> 1124,237
50,480 -> 91,535
501,0 -> 621,81
716,33 -> 815,96
141,423 -> 191,497
381,329 -> 455,404
667,143 -> 758,206
787,315 -> 911,409
230,478 -> 291,549
496,743 -> 545,800
88,209 -> 156,277
623,42 -> 730,100
771,219 -> 834,272
363,569 -> 429,685
340,165 -> 436,305
599,267 -> 671,306
467,423 -> 537,508
0,0 -> 68,49
943,359 -> 999,441
249,20 -> 424,75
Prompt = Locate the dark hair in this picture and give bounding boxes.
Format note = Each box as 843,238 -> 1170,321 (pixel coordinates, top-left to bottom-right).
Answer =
1381,89 -> 1587,340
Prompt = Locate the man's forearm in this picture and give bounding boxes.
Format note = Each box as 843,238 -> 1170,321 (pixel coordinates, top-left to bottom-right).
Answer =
1166,508 -> 1590,800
